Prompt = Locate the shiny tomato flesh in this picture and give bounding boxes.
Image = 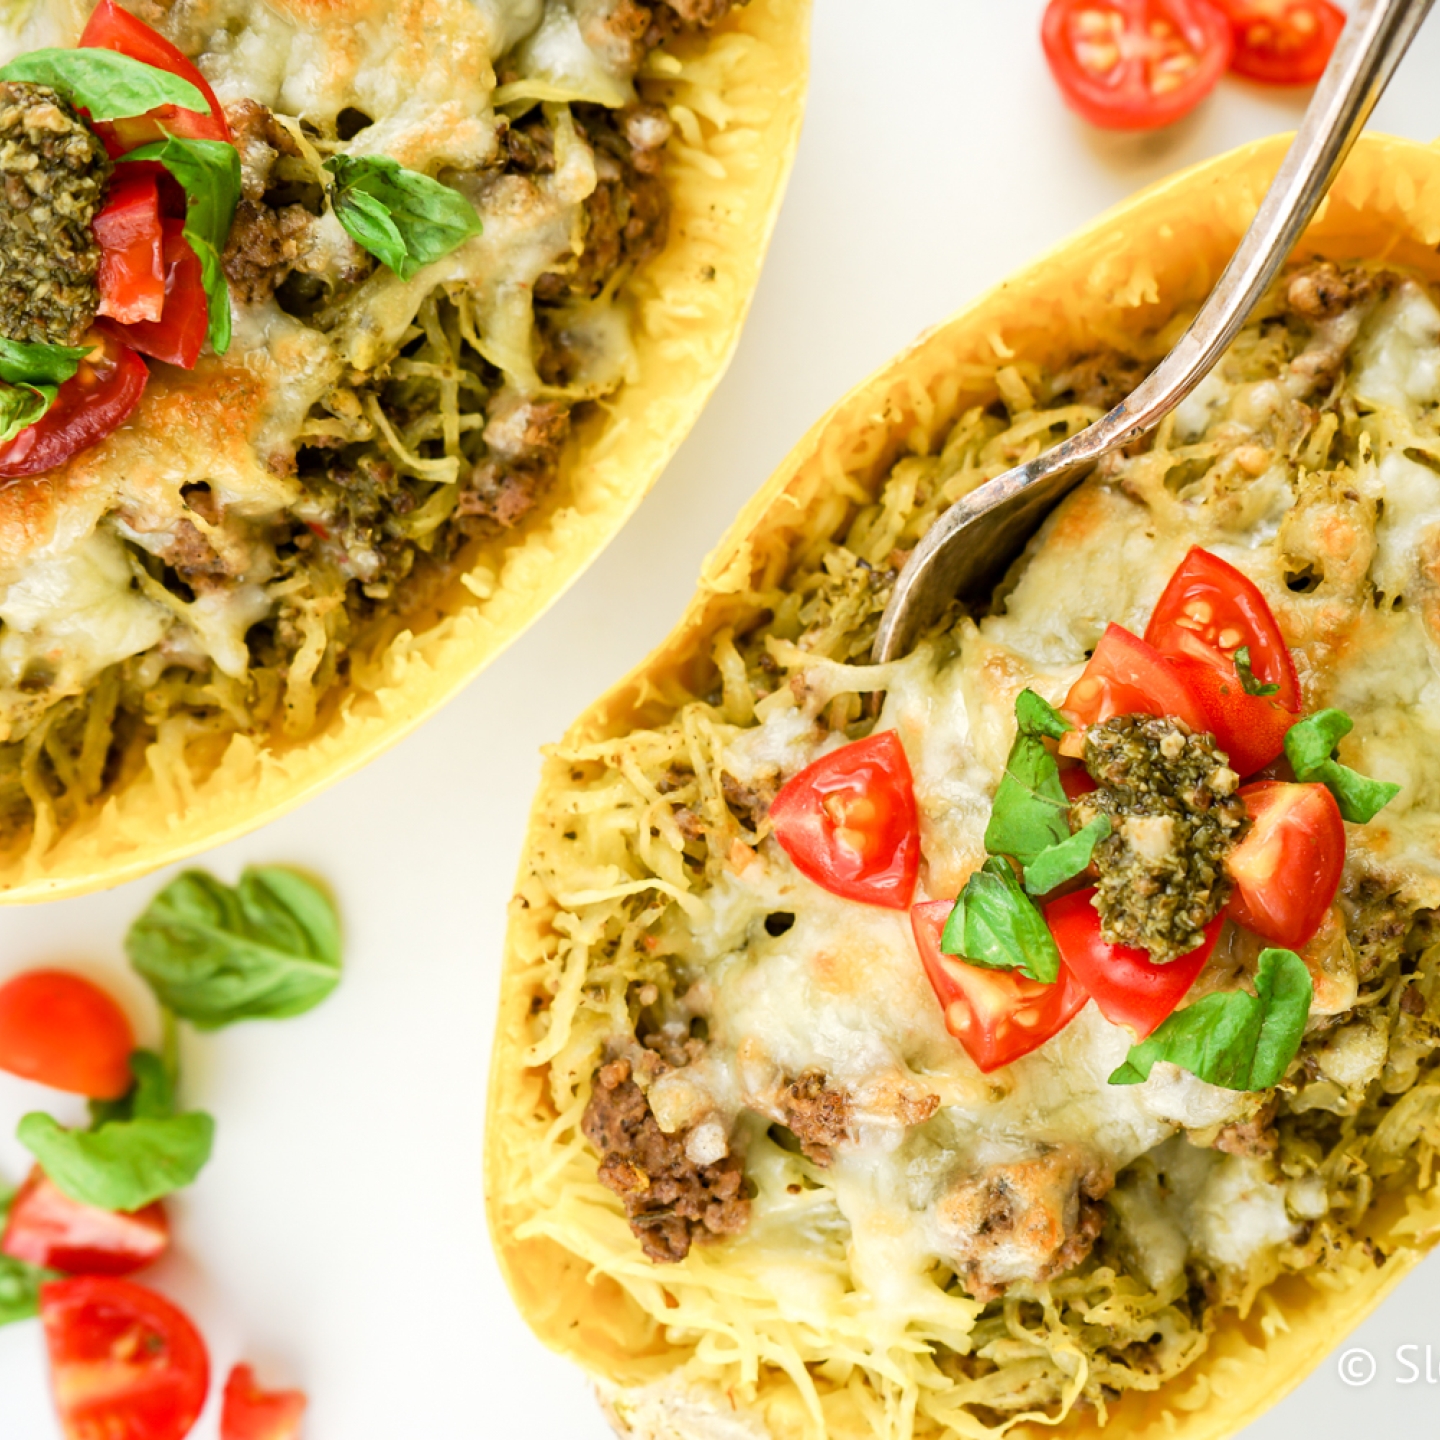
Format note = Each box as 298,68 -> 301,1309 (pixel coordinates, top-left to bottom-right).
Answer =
770,731 -> 920,909
1226,780 -> 1344,948
41,1277 -> 210,1440
2,1169 -> 168,1277
1060,623 -> 1209,749
911,900 -> 1088,1072
1041,0 -> 1233,131
0,331 -> 147,480
1215,0 -> 1345,83
94,170 -> 165,325
0,970 -> 134,1098
221,1364 -> 308,1440
80,0 -> 232,152
1047,888 -> 1221,1037
104,220 -> 208,369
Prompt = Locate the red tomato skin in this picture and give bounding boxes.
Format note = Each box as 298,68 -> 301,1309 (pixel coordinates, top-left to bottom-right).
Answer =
1,1169 -> 168,1277
770,731 -> 921,910
1059,764 -> 1098,801
94,171 -> 165,325
221,1364 -> 307,1440
1061,624 -> 1210,737
1047,888 -> 1221,1037
1226,780 -> 1345,948
0,333 -> 148,480
0,970 -> 134,1098
1041,0 -> 1233,131
104,221 -> 208,369
41,1277 -> 210,1440
911,900 -> 1089,1072
1216,0 -> 1345,84
1168,655 -> 1296,776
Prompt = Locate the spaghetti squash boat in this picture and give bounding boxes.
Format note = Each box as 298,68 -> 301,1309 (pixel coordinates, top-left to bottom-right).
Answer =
0,0 -> 806,900
488,134 -> 1440,1440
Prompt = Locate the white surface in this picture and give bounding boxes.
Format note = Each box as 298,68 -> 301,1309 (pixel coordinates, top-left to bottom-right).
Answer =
1,3 -> 1439,1436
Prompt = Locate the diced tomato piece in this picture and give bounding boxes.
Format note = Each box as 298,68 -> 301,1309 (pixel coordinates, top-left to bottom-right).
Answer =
1226,780 -> 1344,948
0,970 -> 134,1098
94,170 -> 165,325
221,1364 -> 307,1440
1046,888 -> 1221,1038
41,1277 -> 210,1440
1214,0 -> 1346,84
911,899 -> 1088,1072
2,1168 -> 168,1277
1041,0 -> 1233,131
0,330 -> 148,480
1059,764 -> 1098,801
104,220 -> 208,368
1060,624 -> 1209,746
770,731 -> 920,909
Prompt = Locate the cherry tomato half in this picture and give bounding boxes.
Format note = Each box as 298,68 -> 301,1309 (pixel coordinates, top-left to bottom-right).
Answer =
1226,780 -> 1344,948
104,220 -> 208,369
221,1364 -> 308,1440
770,731 -> 920,910
79,0 -> 232,153
1060,623 -> 1210,744
1041,0 -> 1233,131
911,899 -> 1089,1072
41,1276 -> 210,1440
1,1168 -> 168,1277
0,970 -> 134,1098
0,330 -> 148,481
1047,887 -> 1222,1037
1215,0 -> 1346,84
94,170 -> 165,325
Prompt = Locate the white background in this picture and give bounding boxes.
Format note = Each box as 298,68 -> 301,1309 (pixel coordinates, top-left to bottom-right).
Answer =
2,2 -> 1440,1436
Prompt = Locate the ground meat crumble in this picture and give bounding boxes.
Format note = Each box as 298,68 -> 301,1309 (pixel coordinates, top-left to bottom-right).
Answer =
777,1071 -> 852,1166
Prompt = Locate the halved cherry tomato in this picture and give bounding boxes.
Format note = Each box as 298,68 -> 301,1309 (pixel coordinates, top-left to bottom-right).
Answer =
2,1168 -> 168,1276
770,731 -> 920,909
41,1276 -> 210,1440
1226,780 -> 1344,948
1059,764 -> 1098,801
0,330 -> 147,480
1047,888 -> 1222,1037
911,900 -> 1089,1072
105,220 -> 208,369
79,0 -> 232,153
1041,0 -> 1233,131
0,970 -> 134,1098
1060,623 -> 1209,748
1214,0 -> 1345,84
94,170 -> 165,325
221,1364 -> 308,1440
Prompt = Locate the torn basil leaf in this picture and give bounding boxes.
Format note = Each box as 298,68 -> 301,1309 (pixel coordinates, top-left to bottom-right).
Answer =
1015,688 -> 1071,741
941,856 -> 1060,984
984,710 -> 1072,867
88,1049 -> 175,1129
1022,814 -> 1110,897
0,337 -> 91,444
1109,947 -> 1312,1090
0,48 -> 207,120
0,383 -> 55,446
1233,646 -> 1279,697
324,154 -> 483,281
1284,708 -> 1401,824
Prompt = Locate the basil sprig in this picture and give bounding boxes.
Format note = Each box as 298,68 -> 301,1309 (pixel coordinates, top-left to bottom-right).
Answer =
1284,709 -> 1401,824
1023,814 -> 1110,897
983,690 -> 1073,866
0,336 -> 90,445
125,866 -> 342,1029
942,857 -> 1061,984
324,154 -> 483,281
1109,948 -> 1312,1090
0,1183 -> 59,1326
122,135 -> 239,353
0,47 -> 207,120
1233,646 -> 1279,698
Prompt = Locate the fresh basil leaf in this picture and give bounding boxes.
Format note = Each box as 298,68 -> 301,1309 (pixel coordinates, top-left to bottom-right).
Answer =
324,154 -> 483,281
17,1109 -> 214,1212
1109,947 -> 1312,1090
0,336 -> 88,388
0,47 -> 207,120
88,1049 -> 175,1128
984,732 -> 1072,866
1023,814 -> 1110,897
0,383 -> 55,445
126,866 -> 342,1029
122,135 -> 239,353
1284,708 -> 1401,824
941,856 -> 1060,983
1015,688 -> 1072,741
1233,646 -> 1279,697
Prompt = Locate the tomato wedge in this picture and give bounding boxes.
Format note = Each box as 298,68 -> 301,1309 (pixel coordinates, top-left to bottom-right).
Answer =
1226,780 -> 1344,948
1047,888 -> 1221,1037
41,1277 -> 210,1440
770,731 -> 920,909
1060,624 -> 1209,747
0,970 -> 134,1098
221,1364 -> 308,1440
911,899 -> 1089,1072
1041,0 -> 1233,131
105,220 -> 208,369
79,0 -> 232,152
0,330 -> 147,480
1214,0 -> 1345,84
94,170 -> 165,325
2,1169 -> 168,1277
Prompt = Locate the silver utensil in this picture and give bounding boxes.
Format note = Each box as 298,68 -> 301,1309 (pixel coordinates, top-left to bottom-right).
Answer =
873,0 -> 1436,664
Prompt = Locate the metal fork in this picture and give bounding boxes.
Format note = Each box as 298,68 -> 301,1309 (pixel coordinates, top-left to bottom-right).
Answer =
873,0 -> 1436,664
